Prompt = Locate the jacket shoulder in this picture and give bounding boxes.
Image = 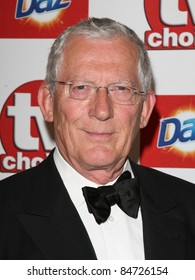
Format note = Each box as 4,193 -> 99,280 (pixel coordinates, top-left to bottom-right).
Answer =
131,160 -> 194,187
0,151 -> 59,206
130,160 -> 195,206
0,152 -> 54,187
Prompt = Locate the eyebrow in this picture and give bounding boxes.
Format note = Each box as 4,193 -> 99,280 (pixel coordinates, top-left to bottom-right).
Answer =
63,78 -> 136,85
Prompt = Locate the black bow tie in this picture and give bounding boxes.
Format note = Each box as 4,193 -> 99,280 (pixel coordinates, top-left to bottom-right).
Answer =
82,171 -> 140,224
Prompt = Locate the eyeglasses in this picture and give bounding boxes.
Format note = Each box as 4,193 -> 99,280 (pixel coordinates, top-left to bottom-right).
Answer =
53,80 -> 146,105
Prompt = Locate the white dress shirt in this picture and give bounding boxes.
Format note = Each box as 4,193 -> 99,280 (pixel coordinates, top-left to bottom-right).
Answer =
53,148 -> 145,259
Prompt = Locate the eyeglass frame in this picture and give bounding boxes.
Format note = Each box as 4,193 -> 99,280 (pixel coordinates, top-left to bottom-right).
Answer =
52,80 -> 147,105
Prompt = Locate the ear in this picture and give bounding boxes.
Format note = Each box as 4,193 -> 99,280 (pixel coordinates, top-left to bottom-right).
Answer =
140,89 -> 156,128
38,83 -> 54,122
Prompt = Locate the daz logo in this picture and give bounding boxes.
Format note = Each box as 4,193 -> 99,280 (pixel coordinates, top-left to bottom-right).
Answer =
158,112 -> 195,150
0,81 -> 55,173
144,0 -> 195,49
140,95 -> 195,168
15,0 -> 71,19
0,0 -> 88,38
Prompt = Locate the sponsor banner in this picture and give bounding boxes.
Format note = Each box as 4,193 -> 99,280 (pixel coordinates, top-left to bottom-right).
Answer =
0,81 -> 55,173
140,95 -> 195,168
0,0 -> 88,38
144,0 -> 195,50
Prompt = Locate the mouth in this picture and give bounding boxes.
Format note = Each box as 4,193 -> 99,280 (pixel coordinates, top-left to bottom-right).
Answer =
84,130 -> 115,142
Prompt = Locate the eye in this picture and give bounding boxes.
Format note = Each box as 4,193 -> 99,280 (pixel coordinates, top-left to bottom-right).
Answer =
110,85 -> 131,94
74,85 -> 88,91
116,86 -> 130,92
70,83 -> 93,100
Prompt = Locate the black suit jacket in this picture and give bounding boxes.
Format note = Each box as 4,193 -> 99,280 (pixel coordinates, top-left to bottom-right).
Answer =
0,151 -> 195,260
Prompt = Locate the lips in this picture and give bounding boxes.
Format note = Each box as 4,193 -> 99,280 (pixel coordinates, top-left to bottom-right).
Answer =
84,130 -> 115,141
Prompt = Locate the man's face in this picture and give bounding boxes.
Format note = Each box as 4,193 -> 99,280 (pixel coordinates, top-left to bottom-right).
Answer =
39,36 -> 155,182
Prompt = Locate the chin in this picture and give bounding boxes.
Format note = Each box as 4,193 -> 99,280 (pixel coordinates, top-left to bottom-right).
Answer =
82,149 -> 117,168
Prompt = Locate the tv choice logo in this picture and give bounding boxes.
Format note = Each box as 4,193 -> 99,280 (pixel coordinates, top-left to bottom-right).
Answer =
15,0 -> 71,20
144,0 -> 195,49
0,81 -> 55,173
158,110 -> 195,154
147,27 -> 195,49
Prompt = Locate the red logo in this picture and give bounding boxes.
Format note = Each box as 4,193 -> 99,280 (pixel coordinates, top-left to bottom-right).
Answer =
140,95 -> 195,167
0,81 -> 55,173
144,0 -> 195,49
0,0 -> 88,38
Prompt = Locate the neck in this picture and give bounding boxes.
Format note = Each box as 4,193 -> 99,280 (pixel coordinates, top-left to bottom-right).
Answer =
78,167 -> 125,185
57,148 -> 127,185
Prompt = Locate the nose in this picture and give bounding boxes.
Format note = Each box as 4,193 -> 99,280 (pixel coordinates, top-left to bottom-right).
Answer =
88,87 -> 114,121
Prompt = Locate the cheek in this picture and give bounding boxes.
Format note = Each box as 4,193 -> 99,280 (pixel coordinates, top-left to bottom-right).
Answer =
117,106 -> 140,134
52,97 -> 69,139
54,98 -> 67,128
53,97 -> 84,140
115,106 -> 142,152
54,97 -> 75,124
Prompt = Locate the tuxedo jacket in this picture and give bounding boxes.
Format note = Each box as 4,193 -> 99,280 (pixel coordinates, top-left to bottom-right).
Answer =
0,151 -> 195,260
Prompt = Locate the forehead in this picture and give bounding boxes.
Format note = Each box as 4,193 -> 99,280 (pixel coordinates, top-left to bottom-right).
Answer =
62,35 -> 139,65
58,36 -> 140,83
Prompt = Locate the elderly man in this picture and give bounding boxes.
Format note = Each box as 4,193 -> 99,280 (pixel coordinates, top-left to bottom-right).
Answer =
0,18 -> 195,260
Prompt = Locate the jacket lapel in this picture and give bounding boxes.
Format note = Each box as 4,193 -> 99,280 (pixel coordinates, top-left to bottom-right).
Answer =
140,193 -> 186,259
17,153 -> 97,260
131,161 -> 186,260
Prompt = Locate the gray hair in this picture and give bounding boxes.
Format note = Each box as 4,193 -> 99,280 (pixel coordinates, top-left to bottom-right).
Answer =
45,17 -> 153,94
